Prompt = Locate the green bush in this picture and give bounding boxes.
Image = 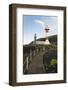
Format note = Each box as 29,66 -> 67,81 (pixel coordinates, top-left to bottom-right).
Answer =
43,49 -> 57,73
50,59 -> 57,66
43,49 -> 57,65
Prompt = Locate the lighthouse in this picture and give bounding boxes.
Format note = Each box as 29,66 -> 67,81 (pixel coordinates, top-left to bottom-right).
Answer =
33,26 -> 50,45
44,25 -> 50,45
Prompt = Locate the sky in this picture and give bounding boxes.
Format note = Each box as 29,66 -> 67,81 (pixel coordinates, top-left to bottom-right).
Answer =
23,15 -> 58,45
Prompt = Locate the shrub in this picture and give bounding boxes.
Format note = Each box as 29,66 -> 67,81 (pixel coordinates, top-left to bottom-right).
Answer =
50,59 -> 57,66
43,48 -> 57,73
43,49 -> 57,65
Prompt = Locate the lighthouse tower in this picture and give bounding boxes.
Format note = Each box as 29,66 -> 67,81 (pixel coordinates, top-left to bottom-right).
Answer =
33,26 -> 50,45
44,25 -> 50,45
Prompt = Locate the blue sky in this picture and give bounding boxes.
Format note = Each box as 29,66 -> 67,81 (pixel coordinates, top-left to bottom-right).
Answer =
23,15 -> 57,45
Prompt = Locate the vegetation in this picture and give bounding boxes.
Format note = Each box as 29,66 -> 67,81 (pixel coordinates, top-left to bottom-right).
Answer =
23,35 -> 57,74
51,59 -> 57,66
43,48 -> 57,73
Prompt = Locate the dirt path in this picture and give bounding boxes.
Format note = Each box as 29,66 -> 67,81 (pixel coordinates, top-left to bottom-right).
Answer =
27,51 -> 45,74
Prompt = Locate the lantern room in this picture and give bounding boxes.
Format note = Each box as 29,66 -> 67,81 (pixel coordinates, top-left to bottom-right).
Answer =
44,25 -> 49,33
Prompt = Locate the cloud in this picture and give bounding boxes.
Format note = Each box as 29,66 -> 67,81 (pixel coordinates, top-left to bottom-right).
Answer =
34,20 -> 44,28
